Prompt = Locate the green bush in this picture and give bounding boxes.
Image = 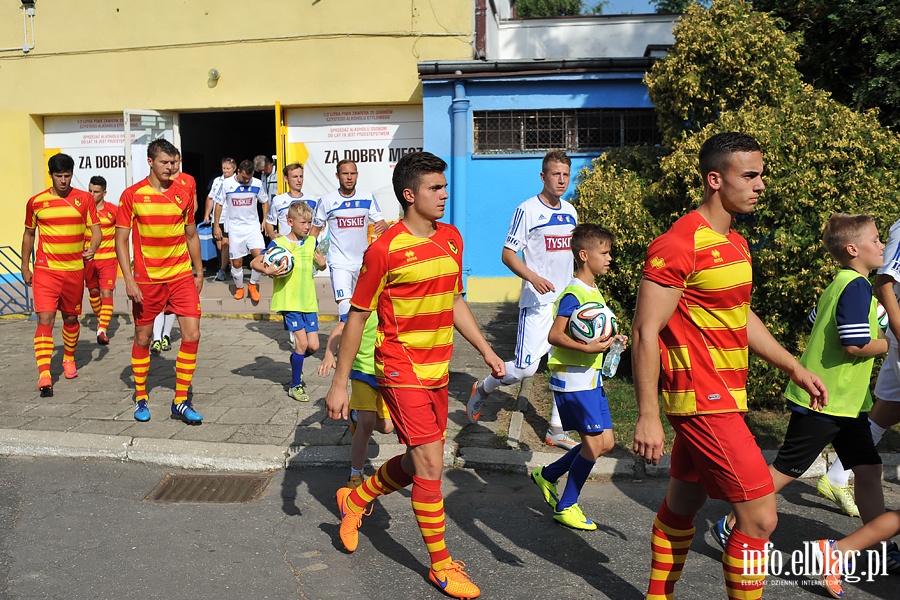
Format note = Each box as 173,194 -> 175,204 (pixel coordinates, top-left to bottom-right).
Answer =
574,0 -> 900,408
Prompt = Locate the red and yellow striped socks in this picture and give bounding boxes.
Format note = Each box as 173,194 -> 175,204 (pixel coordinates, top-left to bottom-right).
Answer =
33,324 -> 53,379
723,527 -> 767,599
174,340 -> 198,404
412,476 -> 451,570
89,293 -> 102,317
98,296 -> 113,333
346,455 -> 413,513
131,343 -> 150,402
647,499 -> 695,600
62,322 -> 80,362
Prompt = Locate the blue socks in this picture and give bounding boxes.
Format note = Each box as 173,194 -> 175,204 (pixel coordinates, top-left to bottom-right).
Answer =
557,454 -> 594,511
290,351 -> 305,387
541,443 -> 582,483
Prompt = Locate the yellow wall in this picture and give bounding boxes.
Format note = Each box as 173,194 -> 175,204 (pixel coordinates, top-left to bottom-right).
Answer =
466,277 -> 522,304
0,0 -> 473,251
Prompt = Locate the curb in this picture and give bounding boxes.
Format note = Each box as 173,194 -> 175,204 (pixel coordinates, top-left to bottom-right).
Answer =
6,428 -> 897,483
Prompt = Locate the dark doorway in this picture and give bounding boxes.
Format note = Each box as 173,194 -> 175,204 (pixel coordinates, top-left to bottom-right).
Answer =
179,109 -> 275,209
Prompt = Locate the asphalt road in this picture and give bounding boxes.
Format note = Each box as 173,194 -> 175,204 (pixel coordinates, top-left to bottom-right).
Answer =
0,457 -> 898,599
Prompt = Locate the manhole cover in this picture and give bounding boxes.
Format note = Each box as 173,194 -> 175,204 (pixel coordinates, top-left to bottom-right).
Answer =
145,473 -> 272,504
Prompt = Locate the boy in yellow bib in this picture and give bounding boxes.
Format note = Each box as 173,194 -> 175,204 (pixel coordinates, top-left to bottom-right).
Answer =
251,202 -> 326,401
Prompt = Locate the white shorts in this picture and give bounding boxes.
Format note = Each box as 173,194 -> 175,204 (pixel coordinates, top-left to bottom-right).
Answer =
330,264 -> 360,303
875,342 -> 900,402
228,229 -> 265,260
514,303 -> 555,370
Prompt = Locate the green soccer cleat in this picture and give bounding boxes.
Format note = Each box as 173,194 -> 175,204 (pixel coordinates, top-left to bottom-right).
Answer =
816,475 -> 859,518
553,504 -> 597,531
289,383 -> 310,402
530,466 -> 559,511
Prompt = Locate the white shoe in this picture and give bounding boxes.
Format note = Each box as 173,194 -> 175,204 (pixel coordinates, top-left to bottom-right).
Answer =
545,430 -> 578,450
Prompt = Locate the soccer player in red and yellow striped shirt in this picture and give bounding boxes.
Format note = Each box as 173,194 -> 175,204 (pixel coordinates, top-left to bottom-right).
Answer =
325,152 -> 505,600
115,139 -> 205,424
21,153 -> 101,397
84,176 -> 118,344
631,133 -> 828,600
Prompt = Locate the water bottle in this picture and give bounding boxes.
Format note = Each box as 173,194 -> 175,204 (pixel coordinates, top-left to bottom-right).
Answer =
318,235 -> 330,256
601,338 -> 624,378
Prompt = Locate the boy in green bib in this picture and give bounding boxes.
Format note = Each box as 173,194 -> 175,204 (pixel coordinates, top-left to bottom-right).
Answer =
715,213 -> 891,550
530,223 -> 627,530
251,201 -> 326,401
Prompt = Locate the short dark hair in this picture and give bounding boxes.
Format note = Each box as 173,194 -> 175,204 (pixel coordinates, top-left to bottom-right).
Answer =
392,151 -> 447,211
147,138 -> 179,159
542,150 -> 571,172
282,162 -> 304,178
698,132 -> 761,178
47,153 -> 74,174
572,223 -> 615,269
238,159 -> 255,175
336,159 -> 356,172
823,213 -> 877,262
89,175 -> 107,189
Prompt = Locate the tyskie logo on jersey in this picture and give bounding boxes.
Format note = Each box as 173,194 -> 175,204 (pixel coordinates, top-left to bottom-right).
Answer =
232,198 -> 254,207
545,235 -> 571,252
337,216 -> 366,228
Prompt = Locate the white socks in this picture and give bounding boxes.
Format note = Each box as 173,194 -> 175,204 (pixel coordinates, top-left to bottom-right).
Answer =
826,418 -> 887,486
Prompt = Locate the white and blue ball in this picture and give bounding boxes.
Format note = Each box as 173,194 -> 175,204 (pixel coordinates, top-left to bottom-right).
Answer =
262,246 -> 294,277
568,301 -> 617,344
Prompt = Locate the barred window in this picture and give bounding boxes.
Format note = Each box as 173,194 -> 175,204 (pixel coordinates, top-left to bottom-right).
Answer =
473,108 -> 660,154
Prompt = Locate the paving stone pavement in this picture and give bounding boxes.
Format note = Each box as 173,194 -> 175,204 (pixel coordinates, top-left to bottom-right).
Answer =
0,302 -> 523,457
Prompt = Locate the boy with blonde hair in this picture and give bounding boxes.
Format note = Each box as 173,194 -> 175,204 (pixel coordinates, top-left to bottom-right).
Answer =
251,201 -> 326,401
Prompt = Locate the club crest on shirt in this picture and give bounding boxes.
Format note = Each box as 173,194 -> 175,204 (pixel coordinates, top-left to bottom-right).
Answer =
650,256 -> 666,269
447,240 -> 458,255
175,195 -> 183,204
74,199 -> 81,207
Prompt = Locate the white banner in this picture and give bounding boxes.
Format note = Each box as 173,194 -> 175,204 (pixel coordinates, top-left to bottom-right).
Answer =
285,105 -> 423,222
43,115 -> 135,204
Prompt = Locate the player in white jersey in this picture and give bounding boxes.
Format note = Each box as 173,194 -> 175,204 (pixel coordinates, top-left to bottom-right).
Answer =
205,157 -> 236,281
819,215 -> 900,526
310,159 -> 386,319
266,162 -> 322,238
213,159 -> 269,302
467,150 -> 581,449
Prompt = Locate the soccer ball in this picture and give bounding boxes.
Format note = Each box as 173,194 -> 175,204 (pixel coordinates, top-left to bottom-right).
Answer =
262,245 -> 294,277
877,302 -> 889,331
568,301 -> 617,344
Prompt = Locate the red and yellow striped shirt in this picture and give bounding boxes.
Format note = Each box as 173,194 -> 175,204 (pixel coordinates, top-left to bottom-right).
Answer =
642,211 -> 753,415
25,188 -> 98,272
171,172 -> 197,201
352,222 -> 463,389
84,203 -> 118,262
117,179 -> 195,284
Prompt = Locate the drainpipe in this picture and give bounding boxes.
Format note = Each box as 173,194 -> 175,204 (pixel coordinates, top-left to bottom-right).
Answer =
451,76 -> 470,291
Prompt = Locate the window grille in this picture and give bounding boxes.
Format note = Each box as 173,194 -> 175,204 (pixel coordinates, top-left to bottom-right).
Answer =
473,108 -> 660,154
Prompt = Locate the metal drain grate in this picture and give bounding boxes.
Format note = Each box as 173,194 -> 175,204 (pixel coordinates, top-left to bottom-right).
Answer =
145,473 -> 272,504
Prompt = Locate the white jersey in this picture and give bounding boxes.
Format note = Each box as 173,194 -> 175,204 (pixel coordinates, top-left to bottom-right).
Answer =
208,175 -> 227,224
504,195 -> 578,308
214,175 -> 268,234
267,192 -> 321,236
315,188 -> 384,268
879,216 -> 900,346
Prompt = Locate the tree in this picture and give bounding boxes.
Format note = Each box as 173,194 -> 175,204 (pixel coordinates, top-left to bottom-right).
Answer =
515,0 -> 608,17
575,0 -> 900,407
516,0 -> 586,17
652,0 -> 710,13
752,0 -> 900,131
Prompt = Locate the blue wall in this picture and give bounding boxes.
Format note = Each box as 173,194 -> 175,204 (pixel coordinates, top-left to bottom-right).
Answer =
422,71 -> 653,281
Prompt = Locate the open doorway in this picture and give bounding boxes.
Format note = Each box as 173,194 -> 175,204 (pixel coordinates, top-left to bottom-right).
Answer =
179,109 -> 275,214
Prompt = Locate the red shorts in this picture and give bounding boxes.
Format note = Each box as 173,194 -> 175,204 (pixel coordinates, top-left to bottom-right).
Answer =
667,412 -> 774,503
32,268 -> 84,315
381,386 -> 448,447
132,275 -> 201,326
84,258 -> 117,291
